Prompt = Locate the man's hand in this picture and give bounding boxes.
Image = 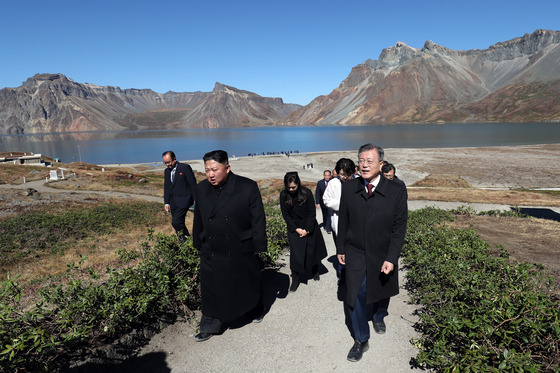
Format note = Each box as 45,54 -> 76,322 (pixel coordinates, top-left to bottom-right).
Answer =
337,254 -> 345,265
381,261 -> 394,275
164,204 -> 170,213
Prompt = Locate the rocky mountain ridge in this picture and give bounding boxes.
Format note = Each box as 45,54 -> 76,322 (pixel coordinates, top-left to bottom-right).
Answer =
283,29 -> 560,125
1,29 -> 559,134
0,75 -> 300,134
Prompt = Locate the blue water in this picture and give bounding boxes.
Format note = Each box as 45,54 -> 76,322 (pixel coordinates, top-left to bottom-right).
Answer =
1,123 -> 559,165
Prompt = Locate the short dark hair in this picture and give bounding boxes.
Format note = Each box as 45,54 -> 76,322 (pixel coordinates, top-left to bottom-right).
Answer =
203,150 -> 229,165
335,158 -> 356,175
358,143 -> 384,162
382,163 -> 396,174
162,150 -> 176,160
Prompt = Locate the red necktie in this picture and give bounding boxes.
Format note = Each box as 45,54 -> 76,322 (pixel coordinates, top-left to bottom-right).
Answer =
367,184 -> 373,196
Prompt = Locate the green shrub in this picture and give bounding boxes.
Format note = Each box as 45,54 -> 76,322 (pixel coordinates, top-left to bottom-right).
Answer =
403,208 -> 560,372
0,229 -> 200,372
0,198 -> 286,372
261,202 -> 288,267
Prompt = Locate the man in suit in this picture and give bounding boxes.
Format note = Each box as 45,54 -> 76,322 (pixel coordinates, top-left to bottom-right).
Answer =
337,143 -> 408,362
315,170 -> 332,233
382,162 -> 407,189
162,151 -> 197,240
192,150 -> 267,342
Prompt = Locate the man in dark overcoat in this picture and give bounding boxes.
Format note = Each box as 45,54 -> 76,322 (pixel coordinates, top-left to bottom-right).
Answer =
162,150 -> 197,240
192,150 -> 267,342
337,143 -> 408,362
315,170 -> 332,233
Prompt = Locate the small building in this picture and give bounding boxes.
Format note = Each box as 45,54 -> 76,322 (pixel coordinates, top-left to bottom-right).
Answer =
0,152 -> 44,165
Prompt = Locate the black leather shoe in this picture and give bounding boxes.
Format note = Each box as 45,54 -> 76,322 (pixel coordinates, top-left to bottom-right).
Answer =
373,320 -> 386,334
313,272 -> 320,281
289,274 -> 299,292
347,340 -> 369,362
252,314 -> 264,323
194,332 -> 213,342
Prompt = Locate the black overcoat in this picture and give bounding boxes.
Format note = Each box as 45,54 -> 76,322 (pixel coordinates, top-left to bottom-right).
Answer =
192,172 -> 267,323
336,176 -> 408,307
280,187 -> 327,273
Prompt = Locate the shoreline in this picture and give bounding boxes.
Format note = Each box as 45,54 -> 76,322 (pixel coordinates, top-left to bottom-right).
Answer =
100,144 -> 560,189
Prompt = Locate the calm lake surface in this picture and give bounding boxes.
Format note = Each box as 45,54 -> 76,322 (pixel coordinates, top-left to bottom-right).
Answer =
1,123 -> 560,165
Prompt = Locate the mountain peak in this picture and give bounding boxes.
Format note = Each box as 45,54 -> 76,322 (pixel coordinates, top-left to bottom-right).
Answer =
22,73 -> 74,88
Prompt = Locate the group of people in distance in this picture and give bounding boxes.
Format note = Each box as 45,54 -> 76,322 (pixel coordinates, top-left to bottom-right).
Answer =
161,143 -> 408,363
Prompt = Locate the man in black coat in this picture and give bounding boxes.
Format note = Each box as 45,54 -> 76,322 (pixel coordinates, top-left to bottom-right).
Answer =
163,151 -> 197,240
382,163 -> 406,188
192,150 -> 267,342
315,170 -> 332,233
337,144 -> 408,362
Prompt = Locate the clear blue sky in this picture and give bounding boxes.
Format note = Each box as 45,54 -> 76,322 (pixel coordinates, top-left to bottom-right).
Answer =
1,0 -> 558,105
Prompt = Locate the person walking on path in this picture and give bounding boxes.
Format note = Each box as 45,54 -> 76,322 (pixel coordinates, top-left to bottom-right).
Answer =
315,169 -> 332,233
192,150 -> 267,342
336,143 -> 408,362
162,150 -> 197,241
322,158 -> 356,286
280,171 -> 328,292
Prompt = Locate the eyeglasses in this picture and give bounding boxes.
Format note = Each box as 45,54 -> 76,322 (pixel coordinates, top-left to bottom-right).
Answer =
358,159 -> 379,166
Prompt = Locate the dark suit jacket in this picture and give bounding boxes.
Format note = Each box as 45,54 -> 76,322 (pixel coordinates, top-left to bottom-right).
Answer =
163,162 -> 197,210
337,176 -> 408,307
192,172 -> 267,322
315,179 -> 328,208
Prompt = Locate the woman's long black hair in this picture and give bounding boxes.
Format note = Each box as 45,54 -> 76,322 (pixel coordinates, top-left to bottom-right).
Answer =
283,171 -> 307,207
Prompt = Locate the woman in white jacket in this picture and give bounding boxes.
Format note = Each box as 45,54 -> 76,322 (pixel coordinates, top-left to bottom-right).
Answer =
322,158 -> 356,285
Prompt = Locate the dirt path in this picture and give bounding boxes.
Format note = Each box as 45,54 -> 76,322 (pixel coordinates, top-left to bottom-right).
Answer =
111,222 -> 421,372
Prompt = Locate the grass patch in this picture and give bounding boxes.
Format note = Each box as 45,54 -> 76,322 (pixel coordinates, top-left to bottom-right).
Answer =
411,173 -> 472,188
0,164 -> 51,184
0,201 -> 165,270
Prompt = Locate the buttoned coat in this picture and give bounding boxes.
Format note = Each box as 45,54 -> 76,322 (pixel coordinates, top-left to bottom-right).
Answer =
336,176 -> 408,307
315,179 -> 328,208
192,172 -> 267,323
163,162 -> 197,210
280,187 -> 327,273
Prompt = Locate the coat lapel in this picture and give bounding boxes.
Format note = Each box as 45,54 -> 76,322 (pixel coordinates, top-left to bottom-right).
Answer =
354,176 -> 387,200
354,176 -> 369,201
209,172 -> 237,218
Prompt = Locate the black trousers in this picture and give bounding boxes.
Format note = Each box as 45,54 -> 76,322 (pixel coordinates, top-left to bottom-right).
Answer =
171,205 -> 190,237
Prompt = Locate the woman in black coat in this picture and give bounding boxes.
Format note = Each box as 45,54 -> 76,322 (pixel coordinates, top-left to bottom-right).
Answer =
280,172 -> 327,292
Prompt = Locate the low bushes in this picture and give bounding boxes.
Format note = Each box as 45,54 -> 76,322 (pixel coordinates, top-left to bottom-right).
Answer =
0,230 -> 200,372
0,200 -> 287,372
403,207 -> 560,372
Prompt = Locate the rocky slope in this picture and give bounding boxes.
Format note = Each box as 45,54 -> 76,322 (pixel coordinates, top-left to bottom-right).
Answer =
0,75 -> 300,134
2,30 -> 559,134
283,29 -> 560,125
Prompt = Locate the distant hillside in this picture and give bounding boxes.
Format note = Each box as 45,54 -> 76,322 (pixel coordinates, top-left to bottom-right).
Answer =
0,75 -> 301,134
1,29 -> 559,134
282,29 -> 560,125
